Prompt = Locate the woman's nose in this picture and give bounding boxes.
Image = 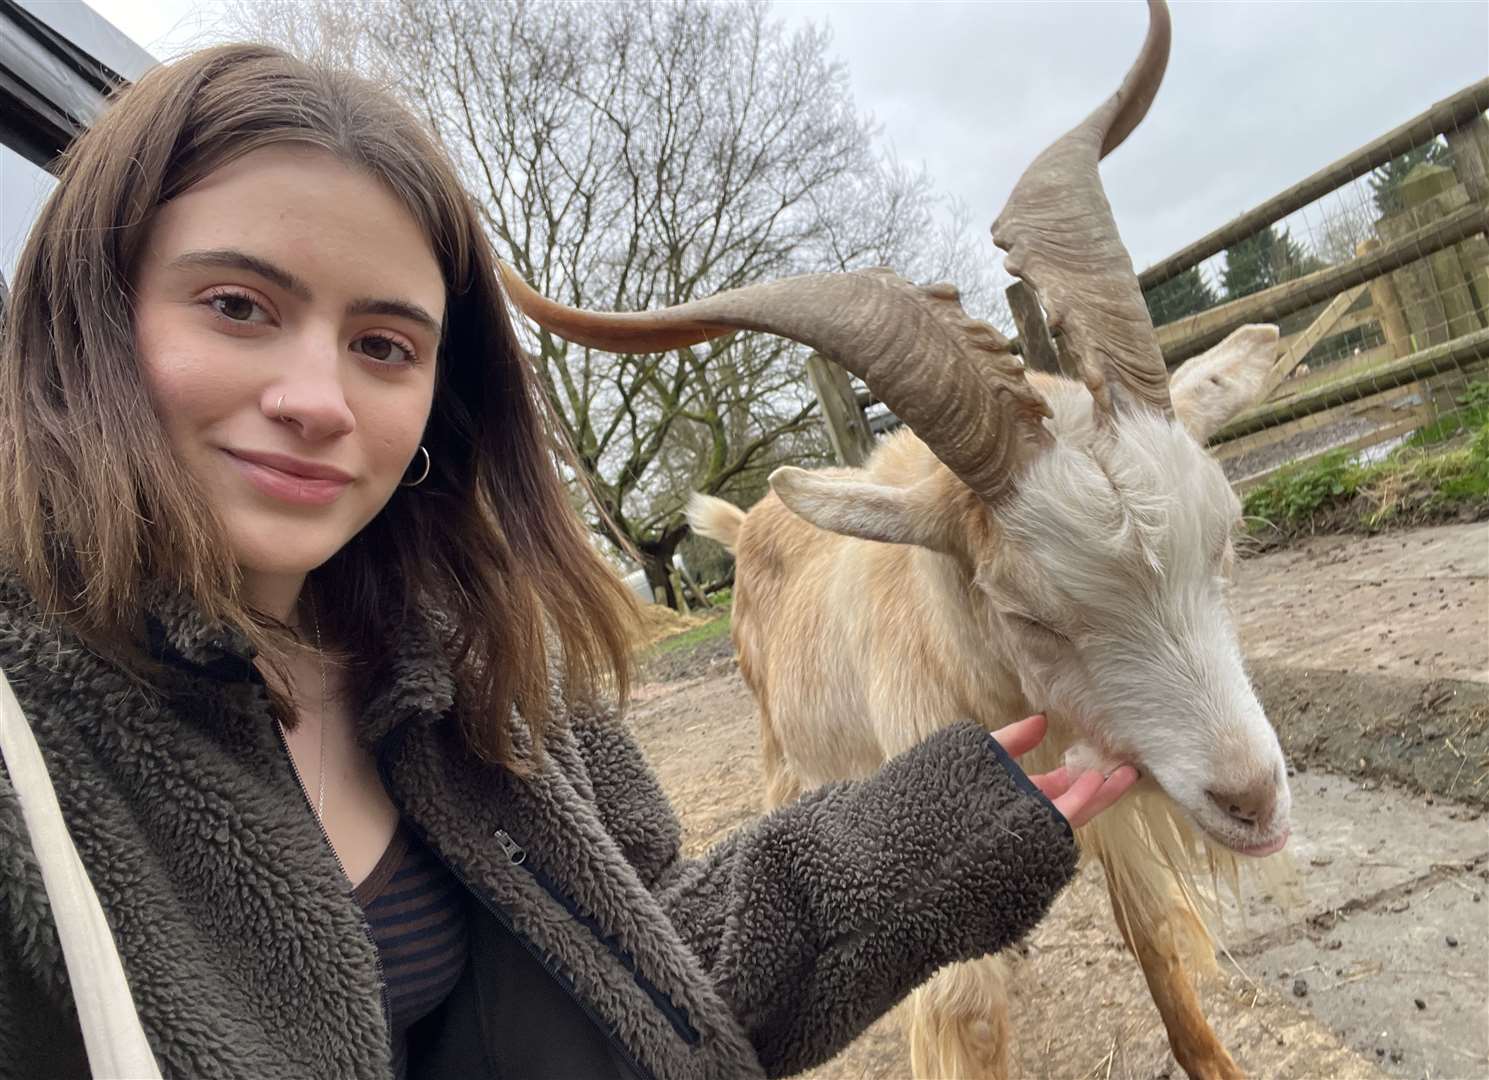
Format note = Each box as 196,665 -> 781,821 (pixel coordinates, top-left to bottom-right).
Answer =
264,342 -> 356,440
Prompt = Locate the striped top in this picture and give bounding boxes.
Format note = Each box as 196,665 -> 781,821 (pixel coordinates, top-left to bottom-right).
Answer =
353,824 -> 469,1080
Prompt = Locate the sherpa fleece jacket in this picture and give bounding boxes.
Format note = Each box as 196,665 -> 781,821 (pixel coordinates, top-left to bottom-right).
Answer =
0,580 -> 1080,1080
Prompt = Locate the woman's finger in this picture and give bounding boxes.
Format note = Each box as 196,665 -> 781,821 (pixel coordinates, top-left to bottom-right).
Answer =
990,713 -> 1047,759
1028,765 -> 1071,801
1080,765 -> 1140,824
1050,766 -> 1105,823
1057,765 -> 1141,830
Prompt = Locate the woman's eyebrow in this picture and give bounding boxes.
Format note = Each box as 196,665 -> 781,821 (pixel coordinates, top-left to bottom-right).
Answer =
170,249 -> 311,301
347,297 -> 443,338
170,248 -> 442,336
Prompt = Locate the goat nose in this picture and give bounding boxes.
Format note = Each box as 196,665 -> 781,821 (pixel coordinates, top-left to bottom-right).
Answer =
1206,784 -> 1275,828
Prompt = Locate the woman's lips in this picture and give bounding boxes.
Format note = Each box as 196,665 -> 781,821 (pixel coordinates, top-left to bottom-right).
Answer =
225,450 -> 352,506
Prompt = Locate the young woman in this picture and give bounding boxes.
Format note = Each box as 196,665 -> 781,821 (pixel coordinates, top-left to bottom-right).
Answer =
0,45 -> 1136,1080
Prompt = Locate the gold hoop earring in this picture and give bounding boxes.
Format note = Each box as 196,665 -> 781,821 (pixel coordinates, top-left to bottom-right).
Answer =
401,445 -> 431,488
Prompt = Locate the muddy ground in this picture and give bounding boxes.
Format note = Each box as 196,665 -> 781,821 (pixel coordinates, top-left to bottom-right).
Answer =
626,522 -> 1488,1079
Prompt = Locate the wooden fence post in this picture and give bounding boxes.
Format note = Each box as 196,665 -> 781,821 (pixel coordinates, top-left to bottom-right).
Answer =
1005,280 -> 1070,376
805,352 -> 875,467
1413,163 -> 1486,337
1446,114 -> 1489,323
1445,114 -> 1489,204
1357,238 -> 1412,358
676,561 -> 711,610
667,569 -> 690,616
1377,163 -> 1482,346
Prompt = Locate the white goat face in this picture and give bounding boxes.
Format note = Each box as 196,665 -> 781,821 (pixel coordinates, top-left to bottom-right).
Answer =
986,409 -> 1291,856
767,324 -> 1291,856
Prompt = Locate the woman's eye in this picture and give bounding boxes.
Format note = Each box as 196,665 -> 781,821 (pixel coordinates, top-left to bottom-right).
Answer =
354,334 -> 417,366
206,290 -> 269,324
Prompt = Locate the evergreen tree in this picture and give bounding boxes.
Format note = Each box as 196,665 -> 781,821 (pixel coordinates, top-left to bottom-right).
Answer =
1369,141 -> 1452,215
1142,266 -> 1218,326
1222,226 -> 1321,301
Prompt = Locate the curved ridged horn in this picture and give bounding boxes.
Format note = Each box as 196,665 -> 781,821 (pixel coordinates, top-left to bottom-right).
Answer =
991,0 -> 1173,419
500,264 -> 1052,503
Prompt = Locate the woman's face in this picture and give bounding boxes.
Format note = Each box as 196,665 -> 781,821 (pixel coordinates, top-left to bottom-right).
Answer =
133,145 -> 445,608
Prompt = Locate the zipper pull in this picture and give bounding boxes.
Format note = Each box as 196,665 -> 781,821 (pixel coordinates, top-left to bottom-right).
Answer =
494,828 -> 526,865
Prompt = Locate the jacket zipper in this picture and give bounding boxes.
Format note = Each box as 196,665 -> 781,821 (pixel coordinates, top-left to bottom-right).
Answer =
494,829 -> 701,1046
271,720 -> 393,1052
374,740 -> 664,1080
425,824 -> 658,1080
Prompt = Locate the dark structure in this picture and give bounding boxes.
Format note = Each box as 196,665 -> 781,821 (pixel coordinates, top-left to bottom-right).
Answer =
0,0 -> 153,305
0,0 -> 128,169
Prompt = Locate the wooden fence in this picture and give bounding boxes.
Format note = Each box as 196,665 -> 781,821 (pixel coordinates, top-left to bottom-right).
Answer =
810,79 -> 1489,490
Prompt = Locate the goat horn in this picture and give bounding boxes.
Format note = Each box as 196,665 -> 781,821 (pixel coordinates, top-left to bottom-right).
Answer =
500,264 -> 1052,503
991,0 -> 1173,419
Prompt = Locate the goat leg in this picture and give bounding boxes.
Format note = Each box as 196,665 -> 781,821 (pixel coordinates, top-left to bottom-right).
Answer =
1101,864 -> 1245,1080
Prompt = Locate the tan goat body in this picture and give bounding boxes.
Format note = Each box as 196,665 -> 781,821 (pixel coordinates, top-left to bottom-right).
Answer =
689,330 -> 1292,1078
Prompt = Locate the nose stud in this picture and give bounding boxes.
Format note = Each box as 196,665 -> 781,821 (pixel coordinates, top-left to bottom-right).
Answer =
275,394 -> 287,423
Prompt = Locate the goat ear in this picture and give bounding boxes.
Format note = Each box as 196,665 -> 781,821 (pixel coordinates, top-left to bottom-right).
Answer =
769,467 -> 958,551
1169,324 -> 1280,442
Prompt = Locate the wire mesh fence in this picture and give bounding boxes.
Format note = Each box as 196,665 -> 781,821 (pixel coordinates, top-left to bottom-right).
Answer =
806,82 -> 1489,493
1143,84 -> 1489,491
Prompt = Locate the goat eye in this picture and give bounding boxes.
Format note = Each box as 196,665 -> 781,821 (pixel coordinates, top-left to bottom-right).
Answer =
1009,614 -> 1070,645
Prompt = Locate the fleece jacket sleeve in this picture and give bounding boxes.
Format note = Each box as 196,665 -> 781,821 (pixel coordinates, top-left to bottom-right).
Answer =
570,712 -> 1079,1078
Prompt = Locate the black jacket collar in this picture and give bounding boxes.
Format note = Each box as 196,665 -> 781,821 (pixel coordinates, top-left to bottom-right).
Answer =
137,581 -> 458,746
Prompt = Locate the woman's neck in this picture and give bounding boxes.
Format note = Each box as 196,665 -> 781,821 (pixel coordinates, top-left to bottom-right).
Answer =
240,570 -> 308,627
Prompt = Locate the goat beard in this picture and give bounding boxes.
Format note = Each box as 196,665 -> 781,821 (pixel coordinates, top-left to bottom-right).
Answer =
1063,741 -> 1131,782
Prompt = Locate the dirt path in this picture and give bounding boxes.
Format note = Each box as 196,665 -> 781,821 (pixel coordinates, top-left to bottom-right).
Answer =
626,523 -> 1488,1079
1232,525 -> 1486,685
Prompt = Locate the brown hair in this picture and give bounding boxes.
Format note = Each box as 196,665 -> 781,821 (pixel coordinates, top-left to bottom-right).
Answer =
0,44 -> 636,764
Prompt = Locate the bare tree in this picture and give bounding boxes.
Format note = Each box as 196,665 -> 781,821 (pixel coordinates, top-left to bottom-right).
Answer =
222,0 -> 385,70
224,0 -> 991,606
1311,191 -> 1378,265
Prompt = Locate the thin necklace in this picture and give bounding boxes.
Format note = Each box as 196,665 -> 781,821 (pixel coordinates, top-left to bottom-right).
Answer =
310,599 -> 327,822
278,599 -> 328,822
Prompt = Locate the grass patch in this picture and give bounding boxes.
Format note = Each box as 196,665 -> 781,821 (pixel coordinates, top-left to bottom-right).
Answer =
1243,450 -> 1364,527
1402,379 -> 1489,449
644,606 -> 732,657
1243,381 -> 1489,539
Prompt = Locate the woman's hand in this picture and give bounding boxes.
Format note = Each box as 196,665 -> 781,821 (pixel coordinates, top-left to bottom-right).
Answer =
992,714 -> 1139,830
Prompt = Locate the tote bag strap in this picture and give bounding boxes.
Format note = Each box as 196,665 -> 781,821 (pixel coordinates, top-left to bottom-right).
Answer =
0,666 -> 162,1079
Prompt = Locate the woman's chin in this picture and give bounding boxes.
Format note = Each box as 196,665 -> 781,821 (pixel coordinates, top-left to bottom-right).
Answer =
227,520 -> 355,579
232,539 -> 348,600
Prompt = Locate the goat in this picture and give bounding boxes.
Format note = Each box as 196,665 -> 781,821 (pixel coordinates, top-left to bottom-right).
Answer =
498,2 -> 1294,1075
686,321 -> 1287,1079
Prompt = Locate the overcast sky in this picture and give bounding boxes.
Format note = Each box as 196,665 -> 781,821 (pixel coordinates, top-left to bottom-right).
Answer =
9,1 -> 1489,284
